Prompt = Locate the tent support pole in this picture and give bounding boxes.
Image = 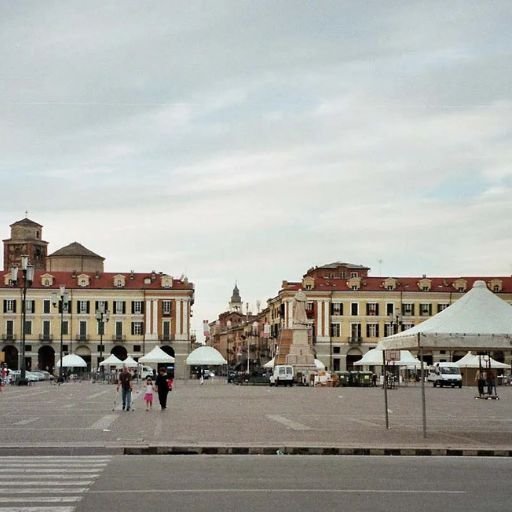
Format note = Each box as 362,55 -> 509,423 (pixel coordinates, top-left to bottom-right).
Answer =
383,350 -> 389,429
419,337 -> 427,438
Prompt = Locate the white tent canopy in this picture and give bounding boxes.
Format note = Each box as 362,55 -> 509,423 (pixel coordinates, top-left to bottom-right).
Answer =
455,352 -> 510,369
354,348 -> 420,367
55,354 -> 87,368
376,280 -> 512,438
122,356 -> 139,368
99,354 -> 123,367
262,357 -> 325,370
314,359 -> 326,370
139,346 -> 175,364
186,346 -> 227,366
263,358 -> 275,368
377,281 -> 512,352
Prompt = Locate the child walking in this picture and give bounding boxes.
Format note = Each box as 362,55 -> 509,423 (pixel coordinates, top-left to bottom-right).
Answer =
144,377 -> 155,411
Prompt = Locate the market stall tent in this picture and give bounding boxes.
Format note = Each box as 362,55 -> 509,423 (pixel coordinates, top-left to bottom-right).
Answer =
454,351 -> 510,369
377,281 -> 512,352
377,280 -> 512,437
263,357 -> 326,370
99,354 -> 123,367
186,346 -> 227,366
354,349 -> 420,367
139,346 -> 175,364
55,354 -> 87,368
122,356 -> 139,368
454,352 -> 510,386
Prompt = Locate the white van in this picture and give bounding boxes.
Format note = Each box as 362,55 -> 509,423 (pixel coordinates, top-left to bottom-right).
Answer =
139,365 -> 155,379
427,362 -> 462,388
270,365 -> 294,386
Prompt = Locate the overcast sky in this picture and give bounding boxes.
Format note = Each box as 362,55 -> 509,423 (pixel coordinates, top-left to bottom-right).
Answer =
1,1 -> 511,339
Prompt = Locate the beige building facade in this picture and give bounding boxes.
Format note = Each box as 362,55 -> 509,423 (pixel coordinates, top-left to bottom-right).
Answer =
209,263 -> 512,373
1,218 -> 195,379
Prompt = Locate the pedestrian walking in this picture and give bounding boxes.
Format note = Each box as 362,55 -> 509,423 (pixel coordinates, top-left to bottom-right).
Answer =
117,365 -> 133,411
487,371 -> 496,396
475,369 -> 485,397
143,377 -> 155,411
155,367 -> 169,410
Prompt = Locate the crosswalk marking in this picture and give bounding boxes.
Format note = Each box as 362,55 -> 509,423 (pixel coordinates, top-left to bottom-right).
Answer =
90,415 -> 117,430
0,456 -> 111,512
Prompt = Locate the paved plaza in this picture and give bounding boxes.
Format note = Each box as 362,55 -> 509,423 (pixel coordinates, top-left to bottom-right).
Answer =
1,379 -> 511,455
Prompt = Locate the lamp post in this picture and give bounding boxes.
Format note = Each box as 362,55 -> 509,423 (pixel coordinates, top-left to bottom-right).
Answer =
95,304 -> 110,378
51,286 -> 69,383
389,308 -> 403,335
226,320 -> 232,375
10,256 -> 34,385
388,308 -> 403,385
252,321 -> 259,368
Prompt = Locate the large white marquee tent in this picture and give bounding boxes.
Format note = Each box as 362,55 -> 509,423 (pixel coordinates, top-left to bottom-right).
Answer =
377,280 -> 512,437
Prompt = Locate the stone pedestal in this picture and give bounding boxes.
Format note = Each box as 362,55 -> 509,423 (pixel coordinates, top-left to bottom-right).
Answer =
276,327 -> 316,373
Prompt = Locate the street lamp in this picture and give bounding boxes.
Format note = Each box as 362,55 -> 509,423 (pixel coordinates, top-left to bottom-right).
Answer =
389,308 -> 403,335
51,286 -> 69,383
226,320 -> 232,373
95,304 -> 110,377
10,256 -> 34,385
252,321 -> 259,368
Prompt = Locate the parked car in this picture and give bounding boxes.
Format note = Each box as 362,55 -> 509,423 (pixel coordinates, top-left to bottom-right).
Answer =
9,370 -> 39,383
29,370 -> 53,381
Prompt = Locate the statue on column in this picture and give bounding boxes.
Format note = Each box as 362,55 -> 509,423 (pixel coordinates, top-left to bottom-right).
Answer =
292,289 -> 308,328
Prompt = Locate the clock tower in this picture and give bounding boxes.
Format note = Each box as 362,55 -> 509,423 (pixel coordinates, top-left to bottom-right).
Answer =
3,217 -> 49,271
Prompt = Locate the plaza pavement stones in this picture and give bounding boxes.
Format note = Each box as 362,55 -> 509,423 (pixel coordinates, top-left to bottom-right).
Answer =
1,379 -> 512,457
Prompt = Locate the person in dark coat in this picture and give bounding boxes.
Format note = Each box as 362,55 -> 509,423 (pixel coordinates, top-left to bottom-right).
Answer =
155,367 -> 169,410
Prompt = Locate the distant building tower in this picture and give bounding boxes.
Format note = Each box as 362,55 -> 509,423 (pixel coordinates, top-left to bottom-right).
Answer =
46,242 -> 105,273
3,217 -> 48,271
229,283 -> 243,312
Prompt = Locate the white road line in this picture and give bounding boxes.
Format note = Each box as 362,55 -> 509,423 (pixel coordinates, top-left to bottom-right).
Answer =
90,414 -> 117,430
0,507 -> 75,512
0,457 -> 110,461
0,469 -> 100,473
0,482 -> 92,486
1,464 -> 107,468
91,488 -> 466,495
9,475 -> 99,480
12,418 -> 39,426
0,489 -> 86,494
266,414 -> 311,431
86,390 -> 112,399
0,497 -> 81,503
